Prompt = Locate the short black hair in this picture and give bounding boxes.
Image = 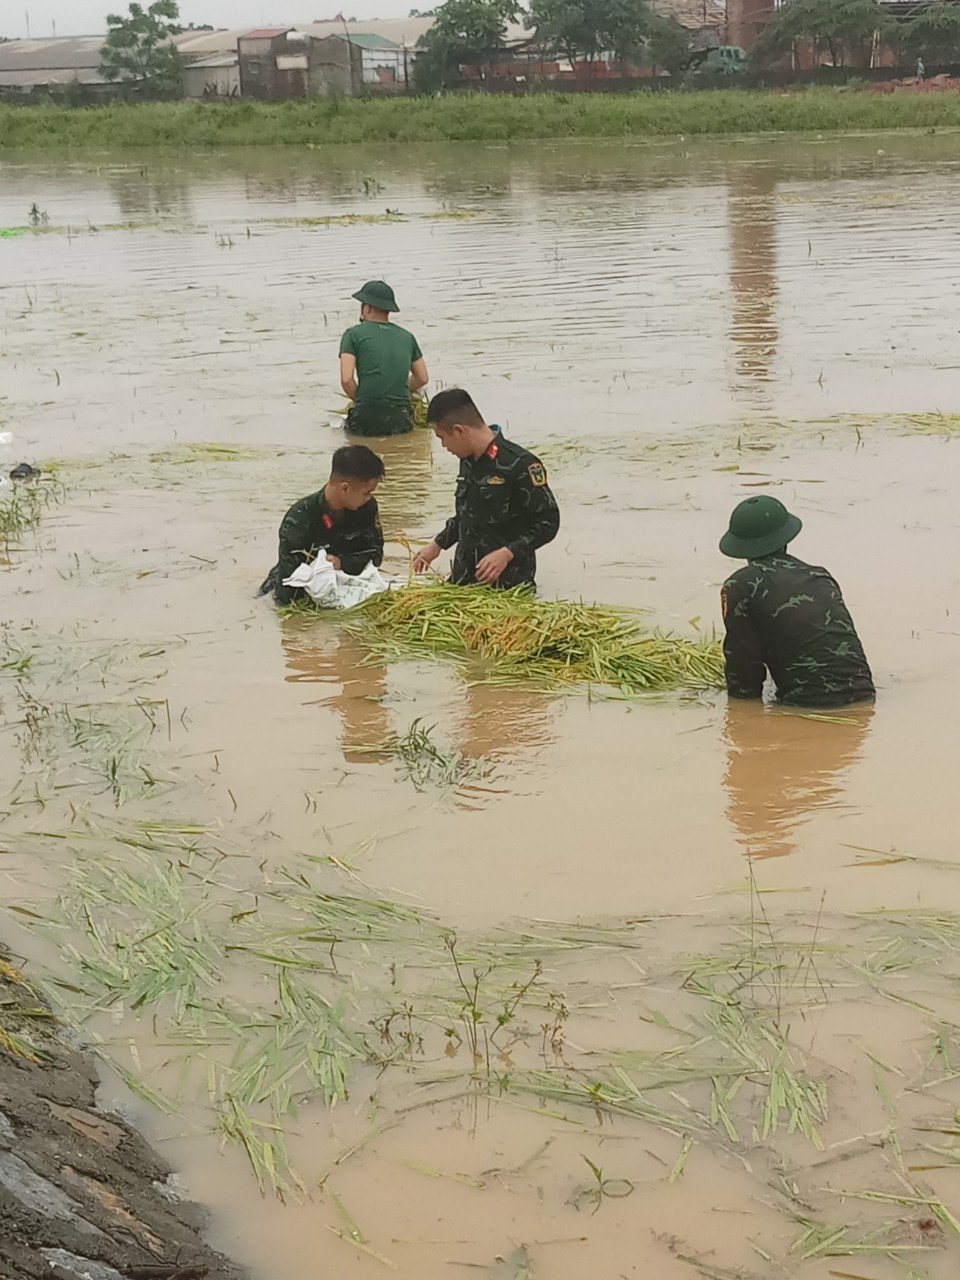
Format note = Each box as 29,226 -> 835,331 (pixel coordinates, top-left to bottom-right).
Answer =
427,388 -> 485,430
331,444 -> 385,482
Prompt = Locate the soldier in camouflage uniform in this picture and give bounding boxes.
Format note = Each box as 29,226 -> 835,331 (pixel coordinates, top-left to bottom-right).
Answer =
259,445 -> 385,606
719,495 -> 874,708
413,388 -> 560,589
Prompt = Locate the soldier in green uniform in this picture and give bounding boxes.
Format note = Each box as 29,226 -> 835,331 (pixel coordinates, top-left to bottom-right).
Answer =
719,495 -> 875,708
413,388 -> 560,589
339,280 -> 429,437
259,445 -> 385,606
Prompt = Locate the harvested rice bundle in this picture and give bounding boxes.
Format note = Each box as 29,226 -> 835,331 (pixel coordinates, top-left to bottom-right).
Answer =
345,582 -> 723,694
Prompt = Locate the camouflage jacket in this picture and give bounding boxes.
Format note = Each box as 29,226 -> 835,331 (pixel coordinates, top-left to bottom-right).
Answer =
721,553 -> 874,708
434,432 -> 560,589
260,490 -> 383,605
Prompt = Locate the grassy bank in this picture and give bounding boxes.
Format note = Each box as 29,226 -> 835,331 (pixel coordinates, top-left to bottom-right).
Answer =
2,87 -> 960,148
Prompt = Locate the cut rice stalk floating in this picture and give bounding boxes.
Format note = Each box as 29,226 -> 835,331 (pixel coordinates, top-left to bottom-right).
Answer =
344,582 -> 723,696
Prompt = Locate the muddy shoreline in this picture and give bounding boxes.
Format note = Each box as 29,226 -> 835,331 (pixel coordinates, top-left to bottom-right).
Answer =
0,955 -> 242,1280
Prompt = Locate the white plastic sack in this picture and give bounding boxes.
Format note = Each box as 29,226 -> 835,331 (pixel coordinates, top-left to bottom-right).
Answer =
283,551 -> 392,609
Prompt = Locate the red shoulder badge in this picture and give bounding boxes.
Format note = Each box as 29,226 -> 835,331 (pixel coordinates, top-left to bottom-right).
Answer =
322,513 -> 334,531
486,441 -> 499,460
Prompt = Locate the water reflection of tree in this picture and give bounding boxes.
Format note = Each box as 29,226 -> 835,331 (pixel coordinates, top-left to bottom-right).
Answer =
727,163 -> 779,389
280,620 -> 390,765
722,700 -> 873,861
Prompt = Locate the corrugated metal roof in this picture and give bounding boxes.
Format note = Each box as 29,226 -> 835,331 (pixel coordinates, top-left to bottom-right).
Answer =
174,29 -> 251,57
0,37 -> 104,72
0,67 -> 107,87
241,28 -> 294,40
182,55 -> 238,69
304,19 -> 434,49
342,33 -> 401,50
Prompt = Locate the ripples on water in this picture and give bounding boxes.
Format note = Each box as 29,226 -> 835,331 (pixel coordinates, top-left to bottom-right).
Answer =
3,135 -> 960,436
4,133 -> 960,1280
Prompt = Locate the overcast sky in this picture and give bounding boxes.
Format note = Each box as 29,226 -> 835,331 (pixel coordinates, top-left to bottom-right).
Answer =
3,1 -> 414,39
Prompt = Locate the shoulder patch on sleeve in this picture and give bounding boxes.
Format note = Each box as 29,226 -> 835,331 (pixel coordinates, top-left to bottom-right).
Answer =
721,587 -> 729,620
527,461 -> 547,488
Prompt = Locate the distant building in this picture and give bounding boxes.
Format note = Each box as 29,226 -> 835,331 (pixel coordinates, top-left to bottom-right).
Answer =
344,33 -> 408,89
304,17 -> 434,53
0,36 -> 107,93
235,28 -> 364,99
237,27 -> 298,100
182,56 -> 240,99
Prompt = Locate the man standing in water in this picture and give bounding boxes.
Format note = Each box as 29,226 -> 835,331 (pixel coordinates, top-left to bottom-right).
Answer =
414,388 -> 560,589
339,280 -> 429,437
719,496 -> 875,708
259,445 -> 385,605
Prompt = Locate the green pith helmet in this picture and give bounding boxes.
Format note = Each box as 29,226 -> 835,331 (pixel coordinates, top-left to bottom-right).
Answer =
352,280 -> 399,312
720,495 -> 802,559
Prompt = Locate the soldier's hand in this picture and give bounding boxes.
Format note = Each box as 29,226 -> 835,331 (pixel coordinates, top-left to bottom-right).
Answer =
327,554 -> 342,571
475,547 -> 514,585
413,540 -> 442,573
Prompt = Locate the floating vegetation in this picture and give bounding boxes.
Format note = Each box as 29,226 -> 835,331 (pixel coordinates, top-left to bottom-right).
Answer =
0,210 -> 479,239
281,210 -> 406,227
791,1215 -> 937,1261
357,717 -> 486,790
509,982 -> 828,1149
59,857 -> 221,1017
758,410 -> 960,441
0,958 -> 50,1065
18,832 -> 960,1256
345,582 -> 723,696
147,442 -> 269,465
0,475 -> 64,551
11,686 -> 173,809
46,845 -> 376,1194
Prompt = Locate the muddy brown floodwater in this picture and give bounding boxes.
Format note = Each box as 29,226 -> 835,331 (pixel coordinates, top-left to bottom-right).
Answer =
3,134 -> 960,1280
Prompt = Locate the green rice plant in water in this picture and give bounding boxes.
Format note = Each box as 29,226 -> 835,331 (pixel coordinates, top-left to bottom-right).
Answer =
345,581 -> 723,696
357,717 -> 485,789
0,478 -> 64,552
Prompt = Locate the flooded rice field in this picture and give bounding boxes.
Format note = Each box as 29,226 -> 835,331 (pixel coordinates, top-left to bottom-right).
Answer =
3,133 -> 960,1279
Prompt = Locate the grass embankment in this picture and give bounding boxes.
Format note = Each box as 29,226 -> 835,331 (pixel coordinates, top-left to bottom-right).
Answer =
2,87 -> 960,149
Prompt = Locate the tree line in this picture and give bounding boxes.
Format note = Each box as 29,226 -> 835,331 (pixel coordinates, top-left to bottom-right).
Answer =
754,0 -> 960,70
93,0 -> 960,98
415,0 -> 960,89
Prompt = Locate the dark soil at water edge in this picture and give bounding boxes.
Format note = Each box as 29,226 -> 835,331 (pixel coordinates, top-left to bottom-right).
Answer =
3,87 -> 960,149
0,955 -> 243,1280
